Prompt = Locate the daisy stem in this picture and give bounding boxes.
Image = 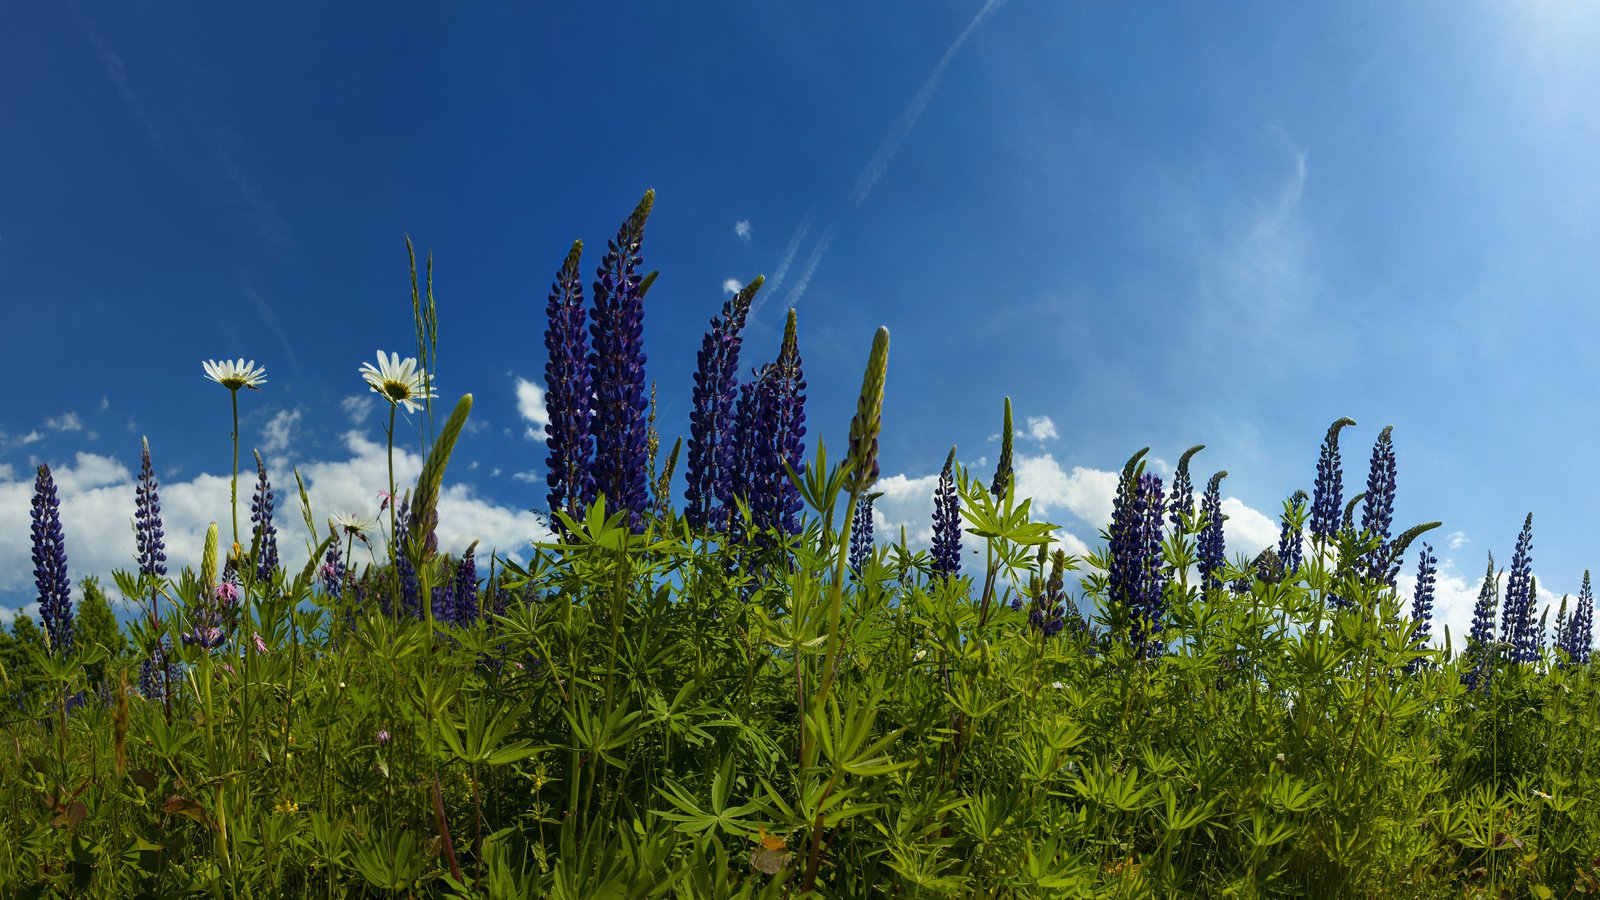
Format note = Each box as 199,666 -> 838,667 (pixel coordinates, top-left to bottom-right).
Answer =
387,403 -> 399,618
230,389 -> 240,552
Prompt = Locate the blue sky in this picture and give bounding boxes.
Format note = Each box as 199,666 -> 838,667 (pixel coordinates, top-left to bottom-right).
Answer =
4,1 -> 1600,643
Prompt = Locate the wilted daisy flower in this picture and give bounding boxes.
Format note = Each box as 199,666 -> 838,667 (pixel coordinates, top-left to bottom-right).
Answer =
202,359 -> 268,391
359,351 -> 436,413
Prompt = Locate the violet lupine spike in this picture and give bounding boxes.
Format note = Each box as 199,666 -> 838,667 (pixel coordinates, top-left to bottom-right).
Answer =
848,493 -> 880,579
1360,426 -> 1396,581
587,191 -> 656,531
31,464 -> 73,656
250,452 -> 279,583
321,543 -> 345,599
1129,473 -> 1168,658
1310,418 -> 1356,544
136,437 -> 166,579
1577,570 -> 1594,664
1277,490 -> 1308,578
1198,471 -> 1228,592
543,240 -> 594,528
1169,445 -> 1205,534
685,276 -> 762,532
1463,552 -> 1499,690
931,447 -> 962,582
451,544 -> 480,627
761,309 -> 807,537
727,371 -> 767,546
1499,513 -> 1535,663
1407,543 -> 1437,671
1030,549 -> 1075,638
394,498 -> 421,619
1553,594 -> 1572,663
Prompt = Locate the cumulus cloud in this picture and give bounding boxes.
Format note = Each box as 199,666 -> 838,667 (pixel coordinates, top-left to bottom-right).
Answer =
1025,415 -> 1058,442
46,413 -> 84,432
734,220 -> 751,241
722,278 -> 742,294
515,378 -> 549,440
0,433 -> 553,612
100,396 -> 110,413
340,395 -> 376,426
511,469 -> 541,484
259,408 -> 302,457
1448,530 -> 1470,550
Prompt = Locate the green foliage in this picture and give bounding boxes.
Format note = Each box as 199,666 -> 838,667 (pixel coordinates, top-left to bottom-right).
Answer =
74,577 -> 127,691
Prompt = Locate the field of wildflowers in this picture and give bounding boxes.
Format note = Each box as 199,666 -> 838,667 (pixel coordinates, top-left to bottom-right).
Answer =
6,193 -> 1600,898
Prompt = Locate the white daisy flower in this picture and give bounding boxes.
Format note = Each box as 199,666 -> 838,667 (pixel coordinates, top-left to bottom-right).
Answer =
202,358 -> 268,391
359,351 -> 436,413
330,512 -> 374,541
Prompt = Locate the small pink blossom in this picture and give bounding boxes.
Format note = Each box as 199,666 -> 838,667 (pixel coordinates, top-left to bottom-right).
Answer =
215,582 -> 239,604
377,489 -> 393,512
375,730 -> 391,745
254,633 -> 268,654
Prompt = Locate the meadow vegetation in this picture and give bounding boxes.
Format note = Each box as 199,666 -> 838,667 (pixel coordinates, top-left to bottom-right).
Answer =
3,193 -> 1599,898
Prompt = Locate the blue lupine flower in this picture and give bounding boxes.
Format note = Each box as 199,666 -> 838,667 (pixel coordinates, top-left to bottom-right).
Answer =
449,544 -> 479,627
1109,460 -> 1167,659
756,309 -> 807,538
1360,426 -> 1396,582
1499,513 -> 1535,663
543,240 -> 594,529
321,543 -> 345,599
1576,570 -> 1594,665
31,464 -> 72,656
726,373 -> 765,546
394,497 -> 421,619
1463,552 -> 1499,690
135,438 -> 166,580
1169,445 -> 1204,534
685,277 -> 760,531
588,191 -> 655,531
848,493 -> 879,579
1198,471 -> 1228,592
1277,490 -> 1308,579
931,447 -> 961,582
250,453 -> 279,583
1310,418 -> 1356,543
1407,542 -> 1436,671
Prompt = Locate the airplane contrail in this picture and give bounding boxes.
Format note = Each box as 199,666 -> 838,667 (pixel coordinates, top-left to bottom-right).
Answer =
850,0 -> 1011,208
781,225 -> 836,311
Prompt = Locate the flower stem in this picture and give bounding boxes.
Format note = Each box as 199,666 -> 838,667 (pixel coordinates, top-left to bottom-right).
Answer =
387,404 -> 399,617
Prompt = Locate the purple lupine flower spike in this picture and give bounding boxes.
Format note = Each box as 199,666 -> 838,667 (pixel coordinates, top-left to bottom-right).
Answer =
136,438 -> 166,579
727,371 -> 766,545
931,447 -> 962,582
760,309 -> 807,537
1277,490 -> 1308,579
588,190 -> 656,531
685,276 -> 762,531
1169,445 -> 1204,534
1130,473 -> 1168,658
543,240 -> 594,529
848,493 -> 880,579
452,543 -> 479,626
1407,543 -> 1437,672
1577,570 -> 1594,664
1499,513 -> 1535,663
1198,471 -> 1228,592
251,452 -> 279,583
1310,418 -> 1356,544
1463,552 -> 1499,690
32,464 -> 73,655
1360,426 -> 1396,582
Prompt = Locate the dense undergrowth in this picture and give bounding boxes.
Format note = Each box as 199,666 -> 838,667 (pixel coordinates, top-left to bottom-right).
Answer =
3,195 -> 1599,898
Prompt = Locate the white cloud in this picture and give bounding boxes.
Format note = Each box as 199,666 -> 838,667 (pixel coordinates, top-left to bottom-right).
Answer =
0,433 -> 553,611
734,220 -> 751,241
515,377 -> 549,441
1448,530 -> 1470,550
340,395 -> 376,426
1218,497 -> 1279,559
722,278 -> 742,294
17,431 -> 42,446
1025,415 -> 1058,442
45,413 -> 83,432
100,396 -> 110,413
511,470 -> 541,484
260,408 -> 302,457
